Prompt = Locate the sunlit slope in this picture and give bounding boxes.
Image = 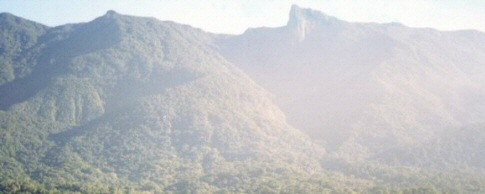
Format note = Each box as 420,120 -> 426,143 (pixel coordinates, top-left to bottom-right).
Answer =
0,11 -> 331,193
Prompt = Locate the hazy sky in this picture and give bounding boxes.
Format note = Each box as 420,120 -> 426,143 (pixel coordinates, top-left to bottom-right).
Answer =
1,0 -> 484,34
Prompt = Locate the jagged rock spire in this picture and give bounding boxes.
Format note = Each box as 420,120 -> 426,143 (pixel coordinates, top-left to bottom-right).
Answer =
287,5 -> 339,41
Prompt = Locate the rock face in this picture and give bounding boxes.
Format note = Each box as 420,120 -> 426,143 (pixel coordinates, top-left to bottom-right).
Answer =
287,5 -> 340,41
218,5 -> 485,156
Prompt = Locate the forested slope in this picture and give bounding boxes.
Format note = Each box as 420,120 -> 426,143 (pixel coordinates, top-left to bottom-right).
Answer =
1,7 -> 485,193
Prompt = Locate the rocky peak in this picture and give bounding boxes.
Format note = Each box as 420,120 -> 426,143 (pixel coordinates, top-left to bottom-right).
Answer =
287,5 -> 339,40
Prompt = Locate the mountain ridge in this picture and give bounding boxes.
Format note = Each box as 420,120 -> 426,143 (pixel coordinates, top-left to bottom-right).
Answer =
0,9 -> 342,193
217,4 -> 485,171
1,6 -> 485,193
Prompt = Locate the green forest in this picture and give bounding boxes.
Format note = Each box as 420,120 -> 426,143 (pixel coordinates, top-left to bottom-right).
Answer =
1,8 -> 485,194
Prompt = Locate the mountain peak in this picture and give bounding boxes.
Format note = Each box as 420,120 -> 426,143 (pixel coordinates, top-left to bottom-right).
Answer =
102,10 -> 120,18
287,5 -> 339,40
106,10 -> 118,15
97,10 -> 123,21
288,5 -> 338,24
0,12 -> 39,25
0,12 -> 16,24
0,12 -> 13,19
288,5 -> 338,27
0,12 -> 47,32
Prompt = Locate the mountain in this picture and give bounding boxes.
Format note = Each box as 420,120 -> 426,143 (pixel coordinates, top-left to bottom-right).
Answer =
0,12 -> 47,85
218,5 -> 485,155
0,11 -> 346,193
2,5 -> 485,193
217,5 -> 485,192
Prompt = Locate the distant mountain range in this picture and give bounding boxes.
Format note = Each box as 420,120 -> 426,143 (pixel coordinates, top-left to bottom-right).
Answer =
1,5 -> 485,193
218,4 -> 485,157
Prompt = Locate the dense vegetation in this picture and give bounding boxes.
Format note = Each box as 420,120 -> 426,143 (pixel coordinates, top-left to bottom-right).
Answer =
0,11 -> 334,193
1,9 -> 485,193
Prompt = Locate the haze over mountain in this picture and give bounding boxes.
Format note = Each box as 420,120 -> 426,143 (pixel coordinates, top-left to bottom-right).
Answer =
1,5 -> 485,193
218,5 -> 485,156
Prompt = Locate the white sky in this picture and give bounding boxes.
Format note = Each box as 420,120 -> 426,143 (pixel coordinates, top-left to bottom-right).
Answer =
1,0 -> 484,34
